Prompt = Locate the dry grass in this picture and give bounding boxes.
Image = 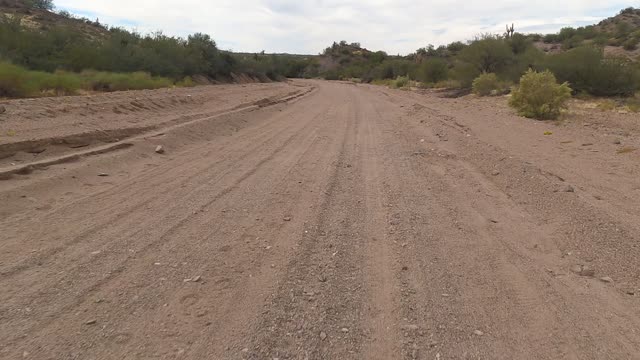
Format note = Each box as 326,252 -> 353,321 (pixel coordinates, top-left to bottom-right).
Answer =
617,147 -> 637,154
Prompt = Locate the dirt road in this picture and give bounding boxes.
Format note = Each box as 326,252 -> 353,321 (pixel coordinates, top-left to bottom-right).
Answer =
1,81 -> 639,359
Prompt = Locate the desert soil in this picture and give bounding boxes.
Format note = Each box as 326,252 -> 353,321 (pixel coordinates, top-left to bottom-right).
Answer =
0,80 -> 639,360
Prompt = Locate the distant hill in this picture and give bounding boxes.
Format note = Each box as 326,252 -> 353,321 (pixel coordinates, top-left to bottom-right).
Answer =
533,7 -> 640,59
0,0 -> 109,40
597,7 -> 640,33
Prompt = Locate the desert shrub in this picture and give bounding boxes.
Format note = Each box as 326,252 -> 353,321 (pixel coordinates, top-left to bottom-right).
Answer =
82,71 -> 172,91
608,38 -> 623,47
508,33 -> 531,55
563,35 -> 584,50
472,73 -> 508,96
25,0 -> 54,10
451,61 -> 481,88
175,76 -> 196,87
42,70 -> 83,95
447,41 -> 466,53
458,35 -> 514,74
392,76 -> 409,88
417,58 -> 448,83
557,27 -> 577,42
500,47 -> 544,83
0,61 -> 179,98
543,47 -> 640,97
0,62 -> 39,97
432,79 -> 462,89
323,70 -> 340,80
596,99 -> 617,111
592,34 -> 609,46
623,38 -> 639,51
626,100 -> 640,113
509,70 -> 572,120
0,18 -> 300,82
616,22 -> 633,38
371,79 -> 393,87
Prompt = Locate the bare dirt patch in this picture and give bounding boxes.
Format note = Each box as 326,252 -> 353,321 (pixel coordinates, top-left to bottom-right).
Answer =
0,80 -> 638,359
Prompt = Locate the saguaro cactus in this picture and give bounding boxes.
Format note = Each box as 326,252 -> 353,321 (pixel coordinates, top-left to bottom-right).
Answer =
505,24 -> 515,38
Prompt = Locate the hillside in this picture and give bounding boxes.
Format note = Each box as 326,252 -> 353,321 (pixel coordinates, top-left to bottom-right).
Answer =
0,0 -> 315,97
597,7 -> 640,33
0,0 -> 109,40
533,7 -> 640,59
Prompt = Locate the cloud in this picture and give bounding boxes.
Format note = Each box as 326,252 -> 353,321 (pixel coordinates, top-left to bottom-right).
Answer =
54,0 -> 635,54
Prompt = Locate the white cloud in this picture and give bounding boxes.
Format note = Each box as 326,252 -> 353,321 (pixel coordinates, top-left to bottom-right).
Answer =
54,0 -> 635,54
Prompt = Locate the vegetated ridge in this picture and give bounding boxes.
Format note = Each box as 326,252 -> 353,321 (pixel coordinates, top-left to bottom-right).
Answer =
0,1 -> 639,101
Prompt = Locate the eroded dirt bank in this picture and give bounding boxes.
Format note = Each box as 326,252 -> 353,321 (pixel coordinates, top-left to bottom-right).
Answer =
0,80 -> 639,359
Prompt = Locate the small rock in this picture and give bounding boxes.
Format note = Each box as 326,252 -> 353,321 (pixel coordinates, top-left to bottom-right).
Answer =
155,145 -> 165,154
341,327 -> 349,333
613,139 -> 621,145
283,216 -> 292,222
320,331 -> 327,340
473,330 -> 484,336
318,275 -> 327,283
22,351 -> 29,358
599,276 -> 613,283
563,185 -> 575,193
85,319 -> 97,325
0,105 -> 5,114
241,348 -> 249,353
402,324 -> 419,331
491,170 -> 500,176
571,265 -> 595,277
98,173 -> 109,177
192,275 -> 202,282
580,266 -> 595,277
626,290 -> 636,296
402,265 -> 409,271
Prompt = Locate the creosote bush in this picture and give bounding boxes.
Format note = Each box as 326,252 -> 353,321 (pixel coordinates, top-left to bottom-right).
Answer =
509,70 -> 572,120
472,73 -> 508,96
392,76 -> 410,88
542,47 -> 640,97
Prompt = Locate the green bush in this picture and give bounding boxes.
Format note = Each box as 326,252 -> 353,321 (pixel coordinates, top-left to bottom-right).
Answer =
458,35 -> 514,74
392,76 -> 410,88
0,61 -> 178,98
451,61 -> 481,88
417,58 -> 448,83
623,38 -> 639,51
509,70 -> 572,120
543,47 -> 640,97
472,73 -> 508,96
0,62 -> 39,97
25,0 -> 54,10
175,76 -> 196,87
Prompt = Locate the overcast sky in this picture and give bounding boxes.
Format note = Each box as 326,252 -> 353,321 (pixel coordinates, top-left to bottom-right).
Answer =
55,1 -> 635,55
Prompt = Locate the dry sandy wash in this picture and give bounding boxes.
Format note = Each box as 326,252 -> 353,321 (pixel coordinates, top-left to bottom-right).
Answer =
0,80 -> 639,360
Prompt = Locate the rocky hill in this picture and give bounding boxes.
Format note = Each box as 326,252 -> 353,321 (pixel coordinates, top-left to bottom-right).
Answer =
0,0 -> 109,40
